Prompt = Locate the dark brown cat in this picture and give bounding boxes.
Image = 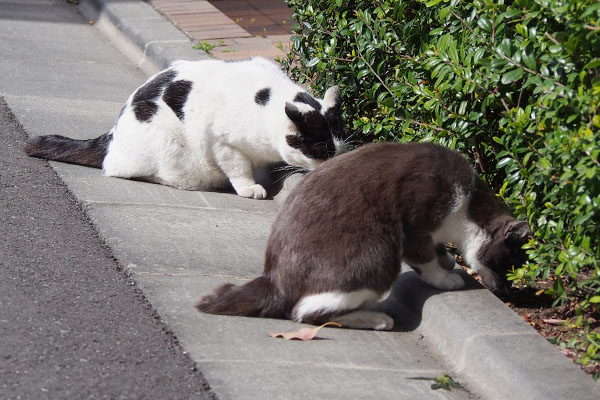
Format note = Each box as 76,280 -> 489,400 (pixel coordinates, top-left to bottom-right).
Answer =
196,142 -> 530,330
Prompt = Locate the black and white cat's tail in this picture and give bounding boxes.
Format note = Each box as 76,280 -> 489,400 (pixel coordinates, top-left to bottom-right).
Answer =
24,132 -> 113,169
195,276 -> 285,318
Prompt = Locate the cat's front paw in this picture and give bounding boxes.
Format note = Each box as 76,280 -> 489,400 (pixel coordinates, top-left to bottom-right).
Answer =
238,184 -> 267,199
433,272 -> 465,291
371,314 -> 395,331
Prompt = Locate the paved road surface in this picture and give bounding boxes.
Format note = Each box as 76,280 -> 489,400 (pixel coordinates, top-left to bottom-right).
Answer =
0,98 -> 215,399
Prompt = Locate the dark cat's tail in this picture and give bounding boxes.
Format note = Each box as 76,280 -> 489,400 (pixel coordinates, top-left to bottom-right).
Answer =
24,132 -> 113,169
195,276 -> 286,318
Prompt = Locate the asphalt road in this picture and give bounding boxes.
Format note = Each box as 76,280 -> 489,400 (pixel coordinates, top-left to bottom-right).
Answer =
0,97 -> 215,399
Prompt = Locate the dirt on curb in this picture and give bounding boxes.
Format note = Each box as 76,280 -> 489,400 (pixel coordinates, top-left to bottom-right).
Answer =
466,268 -> 600,381
505,285 -> 600,380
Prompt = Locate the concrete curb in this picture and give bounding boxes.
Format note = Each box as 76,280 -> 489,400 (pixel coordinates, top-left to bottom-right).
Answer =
75,1 -> 600,399
389,271 -> 600,399
79,0 -> 210,75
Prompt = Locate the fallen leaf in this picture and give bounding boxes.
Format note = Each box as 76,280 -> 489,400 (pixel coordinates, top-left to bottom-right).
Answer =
542,318 -> 566,326
529,319 -> 543,330
535,289 -> 545,296
269,322 -> 342,340
557,347 -> 576,358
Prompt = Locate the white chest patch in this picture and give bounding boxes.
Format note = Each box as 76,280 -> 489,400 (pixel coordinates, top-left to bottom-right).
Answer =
431,189 -> 491,273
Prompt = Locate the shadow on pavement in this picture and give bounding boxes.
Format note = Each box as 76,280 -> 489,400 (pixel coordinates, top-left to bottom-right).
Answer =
382,270 -> 484,332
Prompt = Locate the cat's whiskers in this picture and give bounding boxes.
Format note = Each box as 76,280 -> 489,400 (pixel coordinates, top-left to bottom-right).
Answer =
271,164 -> 301,172
334,133 -> 358,154
272,165 -> 308,184
344,133 -> 360,147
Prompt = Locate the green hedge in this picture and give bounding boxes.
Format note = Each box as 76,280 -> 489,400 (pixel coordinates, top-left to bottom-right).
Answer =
282,0 -> 600,306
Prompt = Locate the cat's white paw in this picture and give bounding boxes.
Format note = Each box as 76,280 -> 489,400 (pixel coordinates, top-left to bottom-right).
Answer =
334,310 -> 394,331
238,184 -> 267,199
371,314 -> 395,331
432,272 -> 465,290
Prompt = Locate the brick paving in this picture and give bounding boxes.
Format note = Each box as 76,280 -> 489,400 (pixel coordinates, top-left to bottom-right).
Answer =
210,0 -> 293,36
150,0 -> 294,61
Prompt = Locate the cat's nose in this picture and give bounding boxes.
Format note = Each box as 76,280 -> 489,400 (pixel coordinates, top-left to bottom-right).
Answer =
479,271 -> 506,293
488,275 -> 512,294
492,286 -> 511,300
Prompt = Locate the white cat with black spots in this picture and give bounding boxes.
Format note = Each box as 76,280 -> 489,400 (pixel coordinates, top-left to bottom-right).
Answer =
25,57 -> 347,199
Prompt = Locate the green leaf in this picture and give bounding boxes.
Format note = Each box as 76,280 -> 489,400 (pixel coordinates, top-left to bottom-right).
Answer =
497,158 -> 513,168
477,16 -> 492,32
425,0 -> 444,7
499,38 -> 512,56
377,91 -> 388,103
566,114 -> 578,123
573,213 -> 591,226
383,97 -> 394,108
538,157 -> 551,168
522,49 -> 537,70
589,296 -> 600,304
549,45 -> 562,54
581,2 -> 600,18
584,59 -> 600,70
357,68 -> 370,79
504,9 -> 522,18
439,6 -> 451,19
501,68 -> 524,84
437,34 -> 450,52
473,49 -> 485,64
447,43 -> 459,64
492,58 -> 508,69
306,57 -> 320,67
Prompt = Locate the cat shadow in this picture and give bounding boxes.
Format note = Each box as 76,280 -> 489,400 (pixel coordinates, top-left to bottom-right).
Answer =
131,163 -> 302,199
253,162 -> 305,200
378,270 -> 483,332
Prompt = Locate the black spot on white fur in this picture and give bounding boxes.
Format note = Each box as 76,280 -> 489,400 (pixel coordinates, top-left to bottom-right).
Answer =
132,69 -> 177,122
255,88 -> 271,106
293,92 -> 321,111
163,80 -> 193,121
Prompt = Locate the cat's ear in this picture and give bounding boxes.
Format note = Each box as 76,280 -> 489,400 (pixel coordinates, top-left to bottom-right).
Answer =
323,86 -> 341,109
504,221 -> 531,245
285,102 -> 303,124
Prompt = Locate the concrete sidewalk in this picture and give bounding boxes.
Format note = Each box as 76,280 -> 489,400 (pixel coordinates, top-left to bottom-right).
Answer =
1,0 -> 599,399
